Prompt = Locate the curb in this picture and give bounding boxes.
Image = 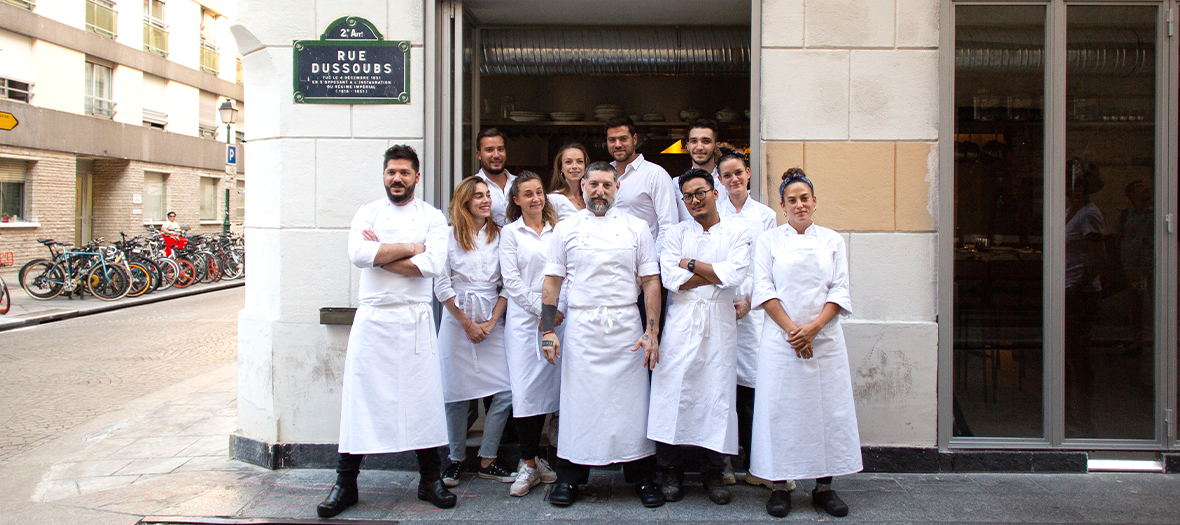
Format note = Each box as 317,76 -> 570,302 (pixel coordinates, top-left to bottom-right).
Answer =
0,280 -> 244,332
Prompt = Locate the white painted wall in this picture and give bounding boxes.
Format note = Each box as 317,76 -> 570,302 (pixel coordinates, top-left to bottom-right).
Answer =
115,0 -> 144,48
34,0 -> 85,31
167,0 -> 202,70
166,80 -> 199,136
112,64 -> 143,125
0,29 -> 34,82
30,40 -> 85,114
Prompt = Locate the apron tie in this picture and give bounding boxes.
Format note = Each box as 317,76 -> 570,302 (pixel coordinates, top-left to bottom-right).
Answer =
587,305 -> 622,334
413,302 -> 435,355
453,283 -> 498,374
689,299 -> 712,339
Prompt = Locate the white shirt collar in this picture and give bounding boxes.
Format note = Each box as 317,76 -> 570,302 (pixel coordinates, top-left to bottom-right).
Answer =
611,153 -> 646,177
784,222 -> 817,236
477,169 -> 515,190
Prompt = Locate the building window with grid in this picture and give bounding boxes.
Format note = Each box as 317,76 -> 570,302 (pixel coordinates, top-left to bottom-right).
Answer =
85,62 -> 115,118
199,176 -> 219,221
2,0 -> 35,10
0,77 -> 32,103
143,0 -> 169,57
199,8 -> 219,75
143,171 -> 167,223
0,159 -> 28,223
86,0 -> 118,39
233,180 -> 244,221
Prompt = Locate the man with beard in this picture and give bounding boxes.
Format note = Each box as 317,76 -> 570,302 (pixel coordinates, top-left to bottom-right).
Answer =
538,161 -> 666,508
605,117 -> 684,250
475,128 -> 516,226
316,145 -> 456,517
648,169 -> 751,506
685,119 -> 727,202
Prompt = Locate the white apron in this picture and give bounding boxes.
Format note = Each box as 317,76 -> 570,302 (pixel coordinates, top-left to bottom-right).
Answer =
437,281 -> 511,403
504,299 -> 562,417
338,303 -> 448,454
749,225 -> 862,481
719,196 -> 778,389
647,295 -> 739,454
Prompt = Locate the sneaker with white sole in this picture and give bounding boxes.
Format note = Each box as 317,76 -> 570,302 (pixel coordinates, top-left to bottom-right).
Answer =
477,461 -> 517,483
535,457 -> 557,484
510,464 -> 540,496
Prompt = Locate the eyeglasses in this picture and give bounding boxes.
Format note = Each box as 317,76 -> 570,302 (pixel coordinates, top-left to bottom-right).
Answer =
681,189 -> 712,203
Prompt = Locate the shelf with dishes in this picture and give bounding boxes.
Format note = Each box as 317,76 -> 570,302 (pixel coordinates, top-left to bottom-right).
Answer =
479,120 -> 750,128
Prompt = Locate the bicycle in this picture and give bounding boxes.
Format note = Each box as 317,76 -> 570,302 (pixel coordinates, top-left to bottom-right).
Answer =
0,235 -> 11,315
19,238 -> 130,301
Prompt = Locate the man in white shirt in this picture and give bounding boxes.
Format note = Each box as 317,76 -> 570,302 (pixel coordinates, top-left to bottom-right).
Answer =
539,161 -> 666,509
685,119 -> 727,202
606,117 -> 684,249
317,145 -> 456,518
475,128 -> 516,226
648,169 -> 751,506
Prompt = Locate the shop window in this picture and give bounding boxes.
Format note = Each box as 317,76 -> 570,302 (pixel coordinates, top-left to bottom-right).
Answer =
142,171 -> 167,222
85,62 -> 115,118
233,180 -> 244,221
0,77 -> 32,103
0,159 -> 27,222
199,176 -> 219,221
143,0 -> 169,57
86,0 -> 118,40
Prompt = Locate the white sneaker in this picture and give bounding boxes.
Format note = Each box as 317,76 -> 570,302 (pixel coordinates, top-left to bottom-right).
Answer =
510,464 -> 540,497
535,457 -> 557,484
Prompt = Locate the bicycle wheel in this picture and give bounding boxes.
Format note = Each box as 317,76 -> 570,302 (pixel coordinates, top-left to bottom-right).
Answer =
206,255 -> 221,283
154,258 -> 179,291
124,262 -> 152,298
86,264 -> 130,301
0,278 -> 9,314
219,252 -> 243,280
173,259 -> 197,288
19,260 -> 64,300
135,258 -> 162,294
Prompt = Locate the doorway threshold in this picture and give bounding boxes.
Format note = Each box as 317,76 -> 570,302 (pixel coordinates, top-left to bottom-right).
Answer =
1087,458 -> 1165,472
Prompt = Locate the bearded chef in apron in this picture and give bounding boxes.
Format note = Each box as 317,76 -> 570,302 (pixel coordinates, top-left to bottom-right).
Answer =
648,169 -> 752,506
317,145 -> 456,518
538,161 -> 667,509
750,168 -> 861,519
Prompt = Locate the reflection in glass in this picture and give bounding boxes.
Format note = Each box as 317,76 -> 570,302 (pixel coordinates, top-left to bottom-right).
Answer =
1064,6 -> 1156,440
953,5 -> 1046,438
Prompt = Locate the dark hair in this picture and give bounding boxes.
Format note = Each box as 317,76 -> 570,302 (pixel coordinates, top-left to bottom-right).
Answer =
717,147 -> 748,169
476,128 -> 506,150
778,167 -> 814,200
1124,180 -> 1147,197
585,161 -> 618,180
506,171 -> 559,226
687,118 -> 719,139
550,143 -> 590,195
678,168 -> 715,191
384,144 -> 420,173
604,116 -> 636,136
167,211 -> 176,217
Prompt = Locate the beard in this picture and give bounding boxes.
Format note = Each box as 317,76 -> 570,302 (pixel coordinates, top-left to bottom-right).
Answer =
583,188 -> 614,215
481,162 -> 505,176
386,181 -> 416,204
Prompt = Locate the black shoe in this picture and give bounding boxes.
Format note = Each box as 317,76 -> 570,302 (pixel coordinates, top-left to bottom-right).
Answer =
660,468 -> 683,502
417,479 -> 457,509
636,479 -> 666,508
702,471 -> 732,505
477,461 -> 516,483
812,488 -> 849,517
766,489 -> 791,518
549,482 -> 578,507
316,483 -> 358,518
441,461 -> 465,487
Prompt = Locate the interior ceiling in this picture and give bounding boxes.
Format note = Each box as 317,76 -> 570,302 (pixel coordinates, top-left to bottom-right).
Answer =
464,0 -> 751,26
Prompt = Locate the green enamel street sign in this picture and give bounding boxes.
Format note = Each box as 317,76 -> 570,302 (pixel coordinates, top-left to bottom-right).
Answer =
293,16 -> 410,104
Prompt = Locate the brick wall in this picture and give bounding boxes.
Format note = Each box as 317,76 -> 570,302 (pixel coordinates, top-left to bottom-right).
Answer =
0,146 -> 76,269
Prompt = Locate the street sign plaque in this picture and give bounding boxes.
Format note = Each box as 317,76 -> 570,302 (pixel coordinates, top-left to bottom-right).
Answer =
293,16 -> 410,105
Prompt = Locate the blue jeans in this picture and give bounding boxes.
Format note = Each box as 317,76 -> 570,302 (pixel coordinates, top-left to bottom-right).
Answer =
445,390 -> 513,463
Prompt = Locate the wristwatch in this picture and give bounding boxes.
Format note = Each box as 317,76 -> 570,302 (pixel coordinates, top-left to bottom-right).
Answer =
687,259 -> 696,273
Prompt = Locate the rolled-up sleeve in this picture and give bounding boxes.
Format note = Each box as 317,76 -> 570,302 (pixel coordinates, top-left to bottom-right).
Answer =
825,233 -> 853,315
499,228 -> 541,316
413,208 -> 450,279
652,172 -> 683,253
659,225 -> 692,291
543,223 -> 568,278
433,235 -> 457,303
348,206 -> 380,268
636,222 -> 660,278
710,227 -> 751,290
751,230 -> 779,309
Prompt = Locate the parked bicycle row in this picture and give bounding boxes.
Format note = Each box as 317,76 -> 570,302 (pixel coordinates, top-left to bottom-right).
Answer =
15,228 -> 245,303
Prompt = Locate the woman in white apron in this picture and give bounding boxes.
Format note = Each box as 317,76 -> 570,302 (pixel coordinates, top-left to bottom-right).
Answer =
715,150 -> 780,488
499,171 -> 563,496
750,168 -> 860,518
435,176 -> 516,487
547,143 -> 588,220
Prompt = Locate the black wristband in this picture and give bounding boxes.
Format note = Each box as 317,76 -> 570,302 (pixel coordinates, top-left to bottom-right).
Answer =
541,304 -> 558,333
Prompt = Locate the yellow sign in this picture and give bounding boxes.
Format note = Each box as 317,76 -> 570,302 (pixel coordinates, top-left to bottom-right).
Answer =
0,112 -> 16,131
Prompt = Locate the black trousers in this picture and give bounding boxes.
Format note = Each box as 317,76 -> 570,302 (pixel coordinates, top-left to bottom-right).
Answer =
736,385 -> 756,470
514,414 -> 547,461
335,449 -> 442,486
555,455 -> 657,485
655,441 -> 728,474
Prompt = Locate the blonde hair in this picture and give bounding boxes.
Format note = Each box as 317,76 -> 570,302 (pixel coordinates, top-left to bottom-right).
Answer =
448,176 -> 500,252
549,143 -> 590,195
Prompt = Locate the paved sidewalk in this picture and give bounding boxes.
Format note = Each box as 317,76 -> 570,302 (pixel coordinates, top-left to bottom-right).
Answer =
6,361 -> 1177,524
0,271 -> 242,331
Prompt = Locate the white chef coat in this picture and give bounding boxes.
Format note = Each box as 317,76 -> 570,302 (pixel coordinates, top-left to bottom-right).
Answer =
612,154 -> 682,253
718,193 -> 779,388
549,192 -> 581,220
749,223 -> 861,481
339,197 -> 450,454
434,225 -> 512,403
500,218 -> 563,417
544,207 -> 660,465
477,169 -> 516,227
648,218 -> 751,454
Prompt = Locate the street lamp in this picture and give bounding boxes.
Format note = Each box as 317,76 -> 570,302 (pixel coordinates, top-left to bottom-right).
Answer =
218,99 -> 238,234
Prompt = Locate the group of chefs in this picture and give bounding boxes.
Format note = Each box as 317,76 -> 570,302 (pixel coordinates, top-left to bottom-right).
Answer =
318,116 -> 863,519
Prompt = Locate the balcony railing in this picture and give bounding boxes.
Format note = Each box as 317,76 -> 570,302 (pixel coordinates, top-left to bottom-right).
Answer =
143,17 -> 169,57
0,78 -> 32,103
2,0 -> 35,10
85,95 -> 116,118
85,0 -> 118,40
199,40 -> 219,75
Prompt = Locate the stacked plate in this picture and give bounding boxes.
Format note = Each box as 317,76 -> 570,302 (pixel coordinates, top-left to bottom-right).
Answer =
642,112 -> 666,122
549,111 -> 583,122
594,104 -> 624,122
509,111 -> 546,122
